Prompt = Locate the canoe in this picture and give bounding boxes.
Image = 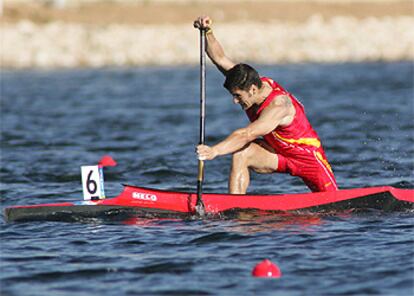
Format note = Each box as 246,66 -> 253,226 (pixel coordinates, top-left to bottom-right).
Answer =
4,184 -> 414,222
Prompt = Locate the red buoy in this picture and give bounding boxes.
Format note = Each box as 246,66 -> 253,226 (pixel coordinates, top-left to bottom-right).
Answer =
98,155 -> 117,167
252,259 -> 282,278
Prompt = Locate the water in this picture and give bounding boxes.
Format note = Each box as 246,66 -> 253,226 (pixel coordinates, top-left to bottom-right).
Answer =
1,62 -> 413,295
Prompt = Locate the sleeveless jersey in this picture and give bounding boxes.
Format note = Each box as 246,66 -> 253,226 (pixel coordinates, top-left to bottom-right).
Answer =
246,77 -> 323,157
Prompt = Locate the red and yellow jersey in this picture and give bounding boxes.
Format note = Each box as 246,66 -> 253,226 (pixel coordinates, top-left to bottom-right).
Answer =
245,77 -> 337,192
246,77 -> 323,157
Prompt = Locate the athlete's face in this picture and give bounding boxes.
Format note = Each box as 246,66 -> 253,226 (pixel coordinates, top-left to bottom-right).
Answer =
230,87 -> 256,110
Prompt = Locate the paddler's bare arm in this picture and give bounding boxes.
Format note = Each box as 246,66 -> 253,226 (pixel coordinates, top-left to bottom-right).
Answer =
193,16 -> 235,75
197,96 -> 293,160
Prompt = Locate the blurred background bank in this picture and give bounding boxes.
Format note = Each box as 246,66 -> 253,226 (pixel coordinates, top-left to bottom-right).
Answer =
1,0 -> 413,68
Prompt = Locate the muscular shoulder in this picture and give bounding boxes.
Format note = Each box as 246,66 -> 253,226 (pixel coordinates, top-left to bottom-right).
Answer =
261,95 -> 295,126
263,95 -> 293,114
271,94 -> 291,107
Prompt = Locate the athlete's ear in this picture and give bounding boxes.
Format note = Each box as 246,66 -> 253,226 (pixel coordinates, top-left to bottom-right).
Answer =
250,85 -> 258,95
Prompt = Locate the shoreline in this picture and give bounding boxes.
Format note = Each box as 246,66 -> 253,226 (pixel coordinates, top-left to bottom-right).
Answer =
1,1 -> 413,69
3,1 -> 413,24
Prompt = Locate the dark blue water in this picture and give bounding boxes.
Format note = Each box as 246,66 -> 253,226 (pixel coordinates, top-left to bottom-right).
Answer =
1,62 -> 413,295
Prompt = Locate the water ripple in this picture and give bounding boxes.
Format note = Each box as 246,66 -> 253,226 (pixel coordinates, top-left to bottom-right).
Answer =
1,63 -> 413,296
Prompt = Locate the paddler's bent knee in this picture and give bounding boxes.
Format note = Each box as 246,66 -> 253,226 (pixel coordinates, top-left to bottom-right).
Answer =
231,142 -> 279,174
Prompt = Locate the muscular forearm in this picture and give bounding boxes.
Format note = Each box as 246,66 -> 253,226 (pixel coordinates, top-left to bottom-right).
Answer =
194,16 -> 234,73
206,33 -> 226,67
206,32 -> 235,74
213,128 -> 255,156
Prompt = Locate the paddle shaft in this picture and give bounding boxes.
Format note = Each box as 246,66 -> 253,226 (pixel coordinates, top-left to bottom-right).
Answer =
196,28 -> 206,212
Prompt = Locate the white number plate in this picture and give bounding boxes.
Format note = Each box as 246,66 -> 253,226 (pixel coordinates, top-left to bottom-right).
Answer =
81,165 -> 105,200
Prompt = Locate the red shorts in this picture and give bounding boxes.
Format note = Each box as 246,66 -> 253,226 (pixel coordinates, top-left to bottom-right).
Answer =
276,149 -> 338,192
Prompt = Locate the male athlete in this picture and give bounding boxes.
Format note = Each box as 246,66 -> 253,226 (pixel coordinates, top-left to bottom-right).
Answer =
194,16 -> 338,194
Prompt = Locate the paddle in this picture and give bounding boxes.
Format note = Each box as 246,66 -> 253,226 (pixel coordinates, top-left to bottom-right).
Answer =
195,27 -> 207,216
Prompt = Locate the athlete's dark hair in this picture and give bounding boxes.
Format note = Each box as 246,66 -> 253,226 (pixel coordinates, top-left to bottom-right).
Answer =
223,63 -> 262,91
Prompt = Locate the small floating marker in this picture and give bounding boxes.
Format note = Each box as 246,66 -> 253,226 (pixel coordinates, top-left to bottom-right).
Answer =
99,155 -> 117,167
252,259 -> 281,278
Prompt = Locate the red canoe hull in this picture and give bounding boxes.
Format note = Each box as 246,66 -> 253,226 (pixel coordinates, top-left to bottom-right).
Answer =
4,185 -> 414,222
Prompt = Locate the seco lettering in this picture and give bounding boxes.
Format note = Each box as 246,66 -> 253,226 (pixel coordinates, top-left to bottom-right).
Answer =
132,192 -> 157,201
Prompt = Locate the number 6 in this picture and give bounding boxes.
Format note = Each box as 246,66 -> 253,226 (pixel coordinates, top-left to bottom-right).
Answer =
87,170 -> 97,194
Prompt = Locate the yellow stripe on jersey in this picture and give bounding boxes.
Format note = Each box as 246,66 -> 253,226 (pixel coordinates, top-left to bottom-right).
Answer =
315,151 -> 333,173
272,132 -> 321,148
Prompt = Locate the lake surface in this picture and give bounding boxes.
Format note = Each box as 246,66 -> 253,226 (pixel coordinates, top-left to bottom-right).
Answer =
1,62 -> 413,295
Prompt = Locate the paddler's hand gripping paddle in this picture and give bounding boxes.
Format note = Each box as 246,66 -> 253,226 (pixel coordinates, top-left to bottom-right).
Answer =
195,27 -> 207,216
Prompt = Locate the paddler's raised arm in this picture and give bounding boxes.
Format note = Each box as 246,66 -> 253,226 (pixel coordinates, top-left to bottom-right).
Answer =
194,16 -> 236,75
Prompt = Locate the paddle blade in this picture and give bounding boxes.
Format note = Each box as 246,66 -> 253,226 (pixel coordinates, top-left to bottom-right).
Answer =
99,155 -> 117,167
